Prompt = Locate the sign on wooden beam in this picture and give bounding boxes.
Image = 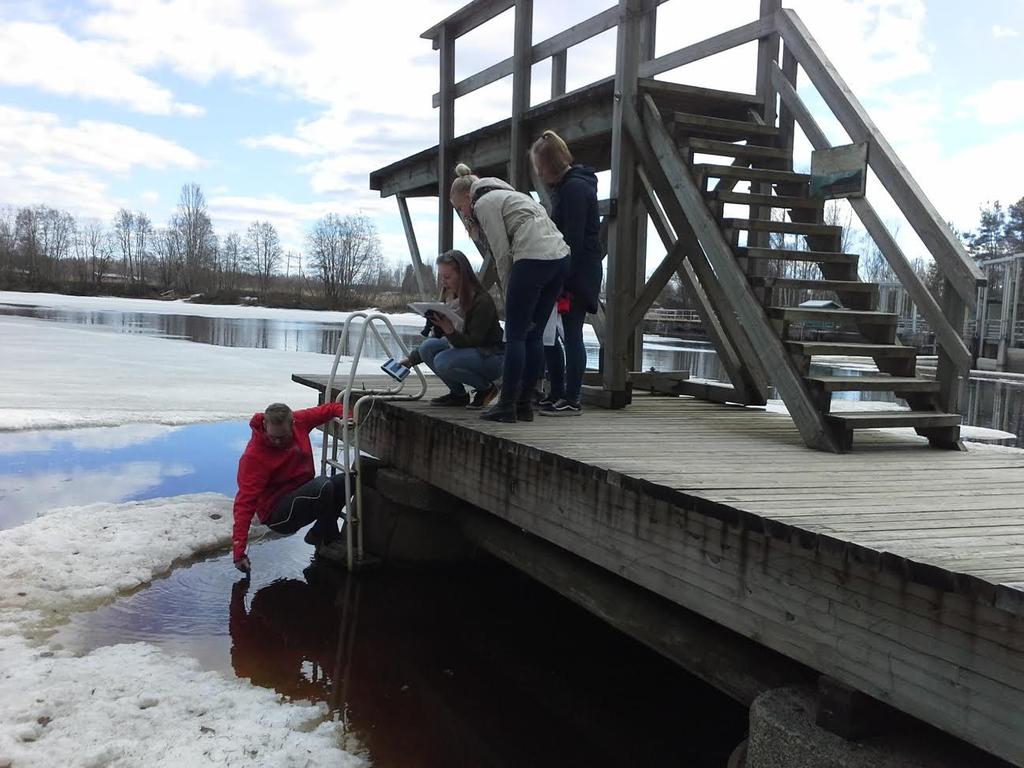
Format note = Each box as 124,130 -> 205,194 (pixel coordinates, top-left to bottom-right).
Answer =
810,142 -> 867,199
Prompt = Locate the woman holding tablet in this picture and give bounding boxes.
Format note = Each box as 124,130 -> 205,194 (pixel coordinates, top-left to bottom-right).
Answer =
400,249 -> 504,409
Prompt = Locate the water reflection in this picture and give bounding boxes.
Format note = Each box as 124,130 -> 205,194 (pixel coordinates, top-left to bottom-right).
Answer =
0,421 -> 245,529
62,548 -> 746,768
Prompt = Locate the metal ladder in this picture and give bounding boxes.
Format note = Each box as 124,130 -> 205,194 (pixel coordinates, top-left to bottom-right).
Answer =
320,312 -> 426,570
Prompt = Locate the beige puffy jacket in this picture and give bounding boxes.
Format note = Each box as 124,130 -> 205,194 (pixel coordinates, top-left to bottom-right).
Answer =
470,177 -> 569,288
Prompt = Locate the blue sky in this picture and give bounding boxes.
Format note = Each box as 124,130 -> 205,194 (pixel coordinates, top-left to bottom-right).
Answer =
0,0 -> 1021,268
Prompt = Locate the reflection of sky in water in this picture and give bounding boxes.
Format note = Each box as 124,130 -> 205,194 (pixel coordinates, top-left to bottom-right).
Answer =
0,421 -> 247,529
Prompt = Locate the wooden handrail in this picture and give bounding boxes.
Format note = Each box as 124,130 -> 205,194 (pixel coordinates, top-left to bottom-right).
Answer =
774,8 -> 984,308
638,16 -> 775,79
421,0 -> 515,49
431,5 -> 622,108
770,63 -> 971,371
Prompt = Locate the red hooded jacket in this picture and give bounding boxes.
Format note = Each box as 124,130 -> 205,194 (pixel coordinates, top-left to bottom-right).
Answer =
232,403 -> 346,561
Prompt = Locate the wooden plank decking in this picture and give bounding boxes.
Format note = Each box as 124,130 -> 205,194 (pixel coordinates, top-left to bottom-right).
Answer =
294,373 -> 1024,764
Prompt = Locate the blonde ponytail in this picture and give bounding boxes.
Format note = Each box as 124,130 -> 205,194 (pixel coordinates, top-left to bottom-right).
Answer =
450,163 -> 479,199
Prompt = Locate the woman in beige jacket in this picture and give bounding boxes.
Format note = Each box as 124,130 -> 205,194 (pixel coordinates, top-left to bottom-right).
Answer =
450,164 -> 569,423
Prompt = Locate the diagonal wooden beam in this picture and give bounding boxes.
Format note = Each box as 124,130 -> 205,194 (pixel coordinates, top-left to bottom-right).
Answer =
638,92 -> 838,451
634,166 -> 754,404
396,195 -> 432,299
623,101 -> 770,400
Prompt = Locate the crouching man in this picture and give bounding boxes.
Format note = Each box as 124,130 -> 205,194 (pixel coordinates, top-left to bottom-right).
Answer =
232,402 -> 349,574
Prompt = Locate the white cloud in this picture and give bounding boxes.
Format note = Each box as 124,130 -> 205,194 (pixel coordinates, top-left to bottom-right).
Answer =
0,22 -> 202,116
992,24 -> 1018,38
964,80 -> 1024,126
0,105 -> 199,217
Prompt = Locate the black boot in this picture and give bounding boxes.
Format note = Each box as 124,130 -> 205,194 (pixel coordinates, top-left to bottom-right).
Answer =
481,399 -> 517,423
516,400 -> 534,422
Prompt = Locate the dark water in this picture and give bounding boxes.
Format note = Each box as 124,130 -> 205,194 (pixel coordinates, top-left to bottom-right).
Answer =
6,421 -> 745,767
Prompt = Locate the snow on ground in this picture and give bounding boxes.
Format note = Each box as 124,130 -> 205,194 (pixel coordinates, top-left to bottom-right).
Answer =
0,494 -> 362,767
0,315 -> 380,431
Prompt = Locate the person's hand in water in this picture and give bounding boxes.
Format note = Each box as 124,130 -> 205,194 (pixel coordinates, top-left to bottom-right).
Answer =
234,555 -> 251,575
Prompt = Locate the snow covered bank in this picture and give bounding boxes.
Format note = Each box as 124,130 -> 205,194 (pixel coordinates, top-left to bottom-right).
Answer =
0,315 -> 373,431
0,494 -> 363,767
0,289 -> 423,327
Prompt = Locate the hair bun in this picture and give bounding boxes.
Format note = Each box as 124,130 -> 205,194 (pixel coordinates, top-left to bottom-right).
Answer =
454,163 -> 474,177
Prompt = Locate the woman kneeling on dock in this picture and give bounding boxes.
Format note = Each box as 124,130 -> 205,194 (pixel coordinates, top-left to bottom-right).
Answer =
400,249 -> 504,409
450,163 -> 570,423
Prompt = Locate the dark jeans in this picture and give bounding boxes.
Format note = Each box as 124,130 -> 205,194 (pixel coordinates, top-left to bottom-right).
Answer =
267,475 -> 346,545
501,256 -> 571,404
543,297 -> 588,402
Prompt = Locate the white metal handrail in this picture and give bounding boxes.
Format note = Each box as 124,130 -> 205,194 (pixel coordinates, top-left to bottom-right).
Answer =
320,312 -> 426,570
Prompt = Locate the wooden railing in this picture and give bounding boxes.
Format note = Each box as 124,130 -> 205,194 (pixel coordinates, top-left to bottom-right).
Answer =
418,0 -> 984,419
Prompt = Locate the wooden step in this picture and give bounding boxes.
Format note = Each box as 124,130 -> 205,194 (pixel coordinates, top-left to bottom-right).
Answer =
768,307 -> 898,324
825,410 -> 960,430
737,247 -> 859,265
706,190 -> 821,210
673,113 -> 778,139
722,218 -> 842,238
686,138 -> 791,162
805,375 -> 939,393
694,164 -> 809,185
752,277 -> 877,294
785,341 -> 916,358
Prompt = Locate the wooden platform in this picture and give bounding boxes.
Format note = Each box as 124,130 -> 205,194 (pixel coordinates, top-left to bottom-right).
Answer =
294,373 -> 1024,764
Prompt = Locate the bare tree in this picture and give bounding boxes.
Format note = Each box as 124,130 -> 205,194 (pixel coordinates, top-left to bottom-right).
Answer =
246,220 -> 281,296
220,231 -> 243,291
134,212 -> 151,284
171,183 -> 217,292
113,209 -> 135,288
74,220 -> 112,285
306,213 -> 382,303
0,208 -> 17,275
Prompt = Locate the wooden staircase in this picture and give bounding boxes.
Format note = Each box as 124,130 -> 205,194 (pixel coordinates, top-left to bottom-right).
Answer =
666,105 -> 963,451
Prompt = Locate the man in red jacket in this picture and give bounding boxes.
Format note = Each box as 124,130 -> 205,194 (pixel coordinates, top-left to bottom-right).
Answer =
232,401 -> 348,574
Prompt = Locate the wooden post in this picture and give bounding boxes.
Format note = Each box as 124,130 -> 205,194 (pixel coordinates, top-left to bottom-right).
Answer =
551,50 -> 567,98
509,0 -> 534,192
397,195 -> 432,299
438,25 -> 456,254
934,278 -> 968,447
749,0 -> 781,265
777,45 -> 798,156
604,0 -> 654,404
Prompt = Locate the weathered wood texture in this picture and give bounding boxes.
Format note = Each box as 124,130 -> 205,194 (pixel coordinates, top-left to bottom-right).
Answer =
308,377 -> 1024,766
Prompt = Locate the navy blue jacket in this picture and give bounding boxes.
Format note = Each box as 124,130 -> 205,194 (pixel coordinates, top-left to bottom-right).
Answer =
550,165 -> 602,313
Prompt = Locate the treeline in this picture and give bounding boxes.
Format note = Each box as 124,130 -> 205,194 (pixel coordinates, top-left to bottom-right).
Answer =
0,183 -> 425,309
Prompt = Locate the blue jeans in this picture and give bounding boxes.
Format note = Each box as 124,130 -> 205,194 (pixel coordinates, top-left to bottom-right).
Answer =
417,337 -> 504,394
544,297 -> 588,402
502,256 -> 571,404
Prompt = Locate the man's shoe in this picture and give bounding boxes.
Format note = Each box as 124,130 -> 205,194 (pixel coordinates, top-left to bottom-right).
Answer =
481,400 -> 517,423
539,398 -> 582,416
516,401 -> 534,422
430,392 -> 471,407
467,384 -> 498,410
537,394 -> 557,409
315,539 -> 348,564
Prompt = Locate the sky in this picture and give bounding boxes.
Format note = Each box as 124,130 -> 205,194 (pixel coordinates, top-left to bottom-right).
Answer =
0,0 -> 1022,270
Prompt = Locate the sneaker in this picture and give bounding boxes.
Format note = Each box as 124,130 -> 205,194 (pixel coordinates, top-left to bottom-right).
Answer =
516,401 -> 534,422
481,400 -> 517,423
315,539 -> 348,564
537,394 -> 557,409
539,398 -> 582,417
467,384 -> 498,410
430,392 -> 471,407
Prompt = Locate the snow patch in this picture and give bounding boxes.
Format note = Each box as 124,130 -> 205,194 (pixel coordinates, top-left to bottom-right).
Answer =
0,494 -> 364,766
0,316 -> 375,431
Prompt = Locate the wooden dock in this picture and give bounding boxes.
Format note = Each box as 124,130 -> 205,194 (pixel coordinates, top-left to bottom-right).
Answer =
295,373 -> 1023,765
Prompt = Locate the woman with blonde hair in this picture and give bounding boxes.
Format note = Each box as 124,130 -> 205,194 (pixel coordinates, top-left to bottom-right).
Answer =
530,129 -> 601,416
450,163 -> 569,423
